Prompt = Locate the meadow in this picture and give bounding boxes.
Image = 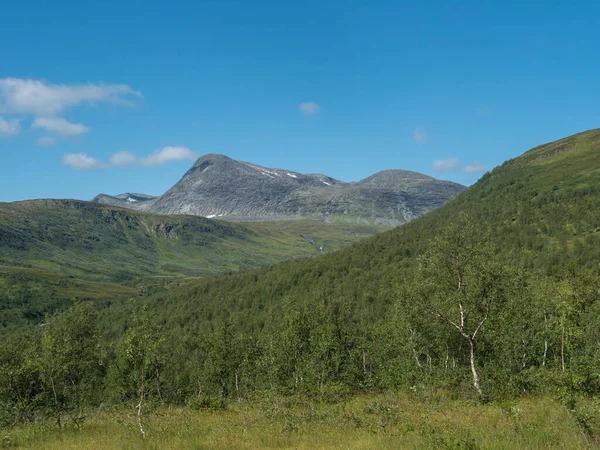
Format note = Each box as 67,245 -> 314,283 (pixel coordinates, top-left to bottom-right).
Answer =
1,393 -> 595,449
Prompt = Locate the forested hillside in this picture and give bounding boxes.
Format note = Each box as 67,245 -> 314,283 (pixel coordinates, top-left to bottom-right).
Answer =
0,200 -> 382,281
2,130 -> 600,439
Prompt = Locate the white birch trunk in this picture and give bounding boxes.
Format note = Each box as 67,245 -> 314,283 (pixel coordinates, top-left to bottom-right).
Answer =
469,338 -> 482,397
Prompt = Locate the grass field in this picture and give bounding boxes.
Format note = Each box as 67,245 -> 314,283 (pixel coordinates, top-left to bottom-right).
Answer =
1,393 -> 595,449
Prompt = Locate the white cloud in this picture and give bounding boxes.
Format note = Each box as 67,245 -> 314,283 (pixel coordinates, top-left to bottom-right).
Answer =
62,153 -> 106,170
462,162 -> 488,174
299,102 -> 320,115
36,136 -> 56,147
432,158 -> 488,174
0,116 -> 20,137
413,128 -> 428,143
32,116 -> 89,136
0,78 -> 141,143
110,151 -> 137,167
140,146 -> 196,166
0,78 -> 142,116
62,146 -> 196,170
433,158 -> 460,172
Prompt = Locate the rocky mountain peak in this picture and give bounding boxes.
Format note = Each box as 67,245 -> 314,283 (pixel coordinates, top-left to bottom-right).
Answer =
92,154 -> 466,225
191,153 -> 234,169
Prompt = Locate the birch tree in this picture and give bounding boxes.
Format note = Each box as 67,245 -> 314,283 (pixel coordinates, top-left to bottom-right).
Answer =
40,302 -> 100,428
415,213 -> 509,397
118,304 -> 164,438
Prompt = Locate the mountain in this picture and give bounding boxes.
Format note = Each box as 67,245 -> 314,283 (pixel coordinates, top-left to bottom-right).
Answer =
85,128 -> 596,401
92,154 -> 465,225
131,128 -> 600,350
3,129 -> 600,417
91,192 -> 155,208
0,199 -> 383,281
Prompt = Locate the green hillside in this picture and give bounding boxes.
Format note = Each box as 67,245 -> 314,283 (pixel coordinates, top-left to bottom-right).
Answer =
0,200 -> 383,334
0,199 -> 383,281
107,128 -> 600,402
2,130 -> 600,443
138,128 -> 600,328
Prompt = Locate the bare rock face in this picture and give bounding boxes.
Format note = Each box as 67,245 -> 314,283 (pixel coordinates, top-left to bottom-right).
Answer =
92,154 -> 466,225
91,193 -> 156,208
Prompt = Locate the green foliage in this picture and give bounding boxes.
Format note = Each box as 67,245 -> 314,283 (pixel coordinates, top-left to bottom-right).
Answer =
110,303 -> 165,405
0,303 -> 100,428
3,129 -> 600,429
39,302 -> 101,427
0,265 -> 136,335
107,129 -> 599,402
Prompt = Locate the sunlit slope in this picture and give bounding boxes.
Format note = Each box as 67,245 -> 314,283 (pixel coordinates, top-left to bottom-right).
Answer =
0,199 -> 384,281
142,129 -> 600,329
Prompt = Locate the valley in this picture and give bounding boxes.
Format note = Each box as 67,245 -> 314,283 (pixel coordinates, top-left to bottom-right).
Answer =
3,127 -> 600,448
3,3 -> 600,446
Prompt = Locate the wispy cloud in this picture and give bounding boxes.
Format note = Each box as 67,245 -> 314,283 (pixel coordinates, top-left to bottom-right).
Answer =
62,146 -> 197,170
140,146 -> 195,166
299,102 -> 320,115
0,116 -> 20,137
109,151 -> 137,167
462,162 -> 488,174
0,78 -> 142,116
432,158 -> 460,171
432,158 -> 488,174
62,153 -> 105,170
32,117 -> 89,136
413,128 -> 428,143
0,77 -> 141,143
36,136 -> 56,147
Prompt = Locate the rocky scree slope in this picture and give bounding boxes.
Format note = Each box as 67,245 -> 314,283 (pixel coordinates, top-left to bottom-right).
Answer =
93,154 -> 465,225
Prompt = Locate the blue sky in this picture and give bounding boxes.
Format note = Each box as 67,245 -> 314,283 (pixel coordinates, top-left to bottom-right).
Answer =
1,0 -> 599,202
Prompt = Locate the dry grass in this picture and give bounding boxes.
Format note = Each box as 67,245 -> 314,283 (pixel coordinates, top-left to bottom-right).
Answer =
1,393 -> 593,449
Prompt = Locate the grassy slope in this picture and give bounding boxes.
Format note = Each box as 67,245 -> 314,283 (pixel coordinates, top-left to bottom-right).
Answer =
137,128 -> 600,332
5,128 -> 595,344
0,200 -> 384,332
0,199 -> 384,281
1,394 -> 591,449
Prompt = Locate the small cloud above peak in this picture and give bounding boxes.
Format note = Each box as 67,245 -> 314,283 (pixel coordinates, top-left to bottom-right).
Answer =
62,146 -> 197,171
110,151 -> 137,167
299,102 -> 320,115
432,158 -> 488,175
62,153 -> 105,170
463,162 -> 488,174
433,158 -> 460,172
413,128 -> 428,143
141,146 -> 196,166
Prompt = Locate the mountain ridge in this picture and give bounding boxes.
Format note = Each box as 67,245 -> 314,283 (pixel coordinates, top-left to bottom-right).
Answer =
92,154 -> 465,225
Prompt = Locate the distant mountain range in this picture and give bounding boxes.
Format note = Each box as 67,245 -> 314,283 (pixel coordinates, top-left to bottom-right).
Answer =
92,154 -> 465,225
